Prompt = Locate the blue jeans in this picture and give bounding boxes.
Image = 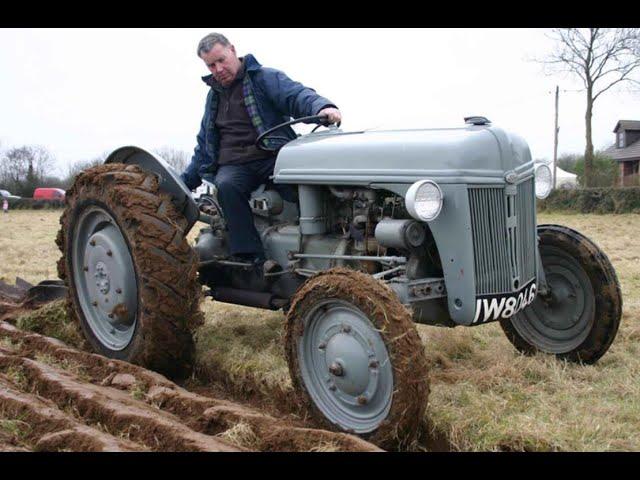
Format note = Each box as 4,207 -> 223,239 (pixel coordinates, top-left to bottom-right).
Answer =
214,157 -> 277,257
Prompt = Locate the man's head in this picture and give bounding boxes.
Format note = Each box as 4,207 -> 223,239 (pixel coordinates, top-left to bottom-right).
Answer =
197,33 -> 242,87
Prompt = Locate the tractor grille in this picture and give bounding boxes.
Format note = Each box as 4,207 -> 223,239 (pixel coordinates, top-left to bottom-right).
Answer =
468,178 -> 537,295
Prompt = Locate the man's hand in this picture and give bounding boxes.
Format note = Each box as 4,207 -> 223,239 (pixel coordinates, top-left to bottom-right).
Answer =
318,107 -> 342,125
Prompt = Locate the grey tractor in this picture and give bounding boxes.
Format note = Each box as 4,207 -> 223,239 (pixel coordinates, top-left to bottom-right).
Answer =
57,115 -> 622,447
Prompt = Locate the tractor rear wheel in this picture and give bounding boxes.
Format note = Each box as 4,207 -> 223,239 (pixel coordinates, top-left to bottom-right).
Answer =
284,268 -> 430,448
56,163 -> 203,379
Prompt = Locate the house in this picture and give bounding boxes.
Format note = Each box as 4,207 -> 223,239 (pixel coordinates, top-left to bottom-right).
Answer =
603,120 -> 640,186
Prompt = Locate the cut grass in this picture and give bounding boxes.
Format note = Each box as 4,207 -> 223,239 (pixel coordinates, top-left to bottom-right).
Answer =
15,300 -> 85,350
216,421 -> 260,450
32,352 -> 92,382
0,414 -> 33,448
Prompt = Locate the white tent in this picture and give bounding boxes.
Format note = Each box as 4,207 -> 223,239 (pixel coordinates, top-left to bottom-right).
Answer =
554,166 -> 578,189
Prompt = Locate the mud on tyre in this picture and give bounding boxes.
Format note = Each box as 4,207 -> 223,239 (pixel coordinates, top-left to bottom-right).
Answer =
284,268 -> 430,448
56,163 -> 203,379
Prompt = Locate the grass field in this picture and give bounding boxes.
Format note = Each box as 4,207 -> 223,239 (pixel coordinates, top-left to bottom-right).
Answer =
1,209 -> 639,451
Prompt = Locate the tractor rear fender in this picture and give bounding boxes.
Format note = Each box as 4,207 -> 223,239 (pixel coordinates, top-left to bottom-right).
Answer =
105,146 -> 199,234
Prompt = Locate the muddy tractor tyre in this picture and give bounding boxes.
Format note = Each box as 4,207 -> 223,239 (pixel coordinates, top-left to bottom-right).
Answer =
285,268 -> 430,448
500,224 -> 622,364
56,163 -> 203,379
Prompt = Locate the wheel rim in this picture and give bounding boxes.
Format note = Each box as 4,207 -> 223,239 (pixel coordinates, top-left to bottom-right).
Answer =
298,299 -> 393,434
72,205 -> 138,351
510,246 -> 595,354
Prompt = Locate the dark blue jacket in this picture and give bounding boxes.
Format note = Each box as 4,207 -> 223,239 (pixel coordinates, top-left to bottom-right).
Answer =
181,54 -> 336,190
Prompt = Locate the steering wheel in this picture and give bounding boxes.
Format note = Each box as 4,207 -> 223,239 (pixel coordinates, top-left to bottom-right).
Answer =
255,115 -> 341,153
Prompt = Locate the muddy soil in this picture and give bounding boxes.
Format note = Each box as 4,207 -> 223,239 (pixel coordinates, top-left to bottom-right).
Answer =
0,313 -> 381,452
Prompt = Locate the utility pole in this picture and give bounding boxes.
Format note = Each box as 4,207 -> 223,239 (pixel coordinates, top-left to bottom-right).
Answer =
553,85 -> 559,189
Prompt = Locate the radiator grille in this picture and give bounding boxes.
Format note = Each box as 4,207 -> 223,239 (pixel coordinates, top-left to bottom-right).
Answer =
468,179 -> 536,295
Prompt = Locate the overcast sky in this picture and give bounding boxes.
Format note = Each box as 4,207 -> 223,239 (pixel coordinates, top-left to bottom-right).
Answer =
1,28 -> 640,177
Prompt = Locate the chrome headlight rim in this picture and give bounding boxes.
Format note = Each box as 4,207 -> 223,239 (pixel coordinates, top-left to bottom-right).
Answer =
535,164 -> 553,199
405,179 -> 444,222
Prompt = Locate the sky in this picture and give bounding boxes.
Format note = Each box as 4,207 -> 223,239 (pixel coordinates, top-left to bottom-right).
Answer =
1,28 -> 640,178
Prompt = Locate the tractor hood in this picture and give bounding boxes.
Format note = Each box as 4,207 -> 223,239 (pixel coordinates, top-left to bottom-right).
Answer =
273,125 -> 534,186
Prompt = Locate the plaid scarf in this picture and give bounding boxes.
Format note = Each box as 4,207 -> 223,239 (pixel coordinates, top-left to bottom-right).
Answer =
242,75 -> 272,149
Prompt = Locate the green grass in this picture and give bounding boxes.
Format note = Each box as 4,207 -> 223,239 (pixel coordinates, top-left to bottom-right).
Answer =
0,415 -> 32,446
15,300 -> 85,350
195,302 -> 293,408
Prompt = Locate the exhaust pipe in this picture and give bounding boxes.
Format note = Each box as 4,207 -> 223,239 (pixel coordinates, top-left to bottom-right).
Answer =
207,287 -> 287,310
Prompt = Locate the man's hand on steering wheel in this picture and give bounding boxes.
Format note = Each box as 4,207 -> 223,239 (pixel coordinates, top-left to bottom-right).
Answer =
317,107 -> 342,125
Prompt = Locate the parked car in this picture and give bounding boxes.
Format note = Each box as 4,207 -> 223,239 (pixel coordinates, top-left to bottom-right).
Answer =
0,189 -> 21,200
33,187 -> 66,201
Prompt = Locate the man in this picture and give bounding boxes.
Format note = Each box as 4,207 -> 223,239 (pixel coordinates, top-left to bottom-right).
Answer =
181,32 -> 341,273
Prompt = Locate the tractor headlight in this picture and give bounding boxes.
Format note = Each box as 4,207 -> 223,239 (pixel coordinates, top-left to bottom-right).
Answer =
405,180 -> 443,222
535,164 -> 553,199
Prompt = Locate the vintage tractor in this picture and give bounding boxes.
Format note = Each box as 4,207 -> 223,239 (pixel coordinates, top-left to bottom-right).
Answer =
56,116 -> 622,447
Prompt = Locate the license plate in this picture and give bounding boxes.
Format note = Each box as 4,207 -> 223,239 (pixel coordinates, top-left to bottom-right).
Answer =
472,280 -> 537,324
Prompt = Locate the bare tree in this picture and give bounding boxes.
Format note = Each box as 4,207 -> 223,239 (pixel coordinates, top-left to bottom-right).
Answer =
154,146 -> 190,173
0,145 -> 55,196
62,151 -> 110,189
542,28 -> 640,187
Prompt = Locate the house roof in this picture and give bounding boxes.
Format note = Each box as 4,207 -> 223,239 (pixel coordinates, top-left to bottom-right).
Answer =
613,120 -> 640,133
603,138 -> 640,161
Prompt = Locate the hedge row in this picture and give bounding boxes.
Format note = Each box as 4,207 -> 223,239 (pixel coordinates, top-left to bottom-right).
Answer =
6,198 -> 65,210
537,187 -> 640,214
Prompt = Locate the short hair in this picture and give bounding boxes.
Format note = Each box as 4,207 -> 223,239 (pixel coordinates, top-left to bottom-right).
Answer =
197,33 -> 230,57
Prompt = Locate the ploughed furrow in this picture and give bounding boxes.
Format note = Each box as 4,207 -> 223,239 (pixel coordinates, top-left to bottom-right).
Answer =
0,321 -> 381,452
0,378 -> 144,451
0,353 -> 243,452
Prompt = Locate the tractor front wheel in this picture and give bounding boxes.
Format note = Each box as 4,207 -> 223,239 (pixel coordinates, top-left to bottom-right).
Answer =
285,268 -> 430,448
500,224 -> 622,364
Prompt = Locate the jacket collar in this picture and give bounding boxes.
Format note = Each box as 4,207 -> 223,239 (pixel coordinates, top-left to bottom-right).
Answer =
201,53 -> 262,87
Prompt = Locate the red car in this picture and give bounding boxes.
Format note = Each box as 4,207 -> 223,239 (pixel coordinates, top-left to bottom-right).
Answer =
33,187 -> 66,201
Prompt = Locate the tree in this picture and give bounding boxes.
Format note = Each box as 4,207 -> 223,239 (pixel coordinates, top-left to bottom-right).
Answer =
573,151 -> 619,187
0,145 -> 55,196
154,146 -> 190,173
557,153 -> 581,174
543,28 -> 640,187
61,152 -> 109,189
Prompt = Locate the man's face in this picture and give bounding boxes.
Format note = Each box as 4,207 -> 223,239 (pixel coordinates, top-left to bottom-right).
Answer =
200,43 -> 241,87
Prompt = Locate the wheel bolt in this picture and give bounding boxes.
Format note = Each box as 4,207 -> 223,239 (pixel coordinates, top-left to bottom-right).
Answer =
89,240 -> 96,246
369,360 -> 378,369
107,250 -> 113,256
116,288 -> 122,294
91,301 -> 98,307
329,362 -> 344,377
318,342 -> 326,350
329,384 -> 337,391
357,395 -> 368,405
342,325 -> 351,334
83,266 -> 89,272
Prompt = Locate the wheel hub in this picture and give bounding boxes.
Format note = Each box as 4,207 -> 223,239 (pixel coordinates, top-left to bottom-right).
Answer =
324,329 -> 376,398
95,261 -> 110,295
72,206 -> 138,350
510,247 -> 595,354
298,300 -> 393,434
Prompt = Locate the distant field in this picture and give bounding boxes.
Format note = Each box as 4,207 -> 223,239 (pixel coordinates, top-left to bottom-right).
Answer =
2,209 -> 639,451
